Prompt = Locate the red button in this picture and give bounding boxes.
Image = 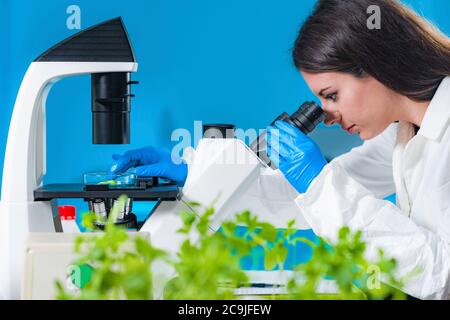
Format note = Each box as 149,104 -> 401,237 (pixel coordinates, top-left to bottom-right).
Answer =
59,205 -> 76,220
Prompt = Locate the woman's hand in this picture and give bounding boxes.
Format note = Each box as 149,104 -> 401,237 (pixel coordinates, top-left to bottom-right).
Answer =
266,120 -> 327,193
110,146 -> 188,186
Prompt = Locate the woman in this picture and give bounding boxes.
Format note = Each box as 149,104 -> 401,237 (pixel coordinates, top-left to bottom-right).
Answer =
266,0 -> 450,299
111,0 -> 450,299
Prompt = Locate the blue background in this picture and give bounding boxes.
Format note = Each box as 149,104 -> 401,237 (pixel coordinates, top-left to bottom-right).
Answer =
0,0 -> 449,269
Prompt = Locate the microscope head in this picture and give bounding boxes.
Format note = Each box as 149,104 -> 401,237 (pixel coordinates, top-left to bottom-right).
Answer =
35,17 -> 138,144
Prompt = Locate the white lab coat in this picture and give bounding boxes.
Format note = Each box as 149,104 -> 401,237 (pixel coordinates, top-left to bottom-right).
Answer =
292,76 -> 450,299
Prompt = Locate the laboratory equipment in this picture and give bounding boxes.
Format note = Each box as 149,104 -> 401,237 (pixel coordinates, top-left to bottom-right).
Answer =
203,124 -> 236,139
58,206 -> 80,233
92,72 -> 137,144
1,16 -> 318,300
250,101 -> 326,169
83,171 -> 137,187
87,197 -> 136,230
0,17 -> 179,299
21,232 -> 150,300
83,172 -> 157,229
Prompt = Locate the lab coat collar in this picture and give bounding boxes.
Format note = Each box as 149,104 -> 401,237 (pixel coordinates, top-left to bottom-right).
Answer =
418,76 -> 450,141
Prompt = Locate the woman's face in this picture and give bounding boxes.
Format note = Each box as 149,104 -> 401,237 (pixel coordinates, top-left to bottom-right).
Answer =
301,71 -> 399,140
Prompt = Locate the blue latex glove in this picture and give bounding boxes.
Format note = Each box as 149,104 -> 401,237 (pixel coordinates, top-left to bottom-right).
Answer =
110,146 -> 188,186
266,120 -> 327,193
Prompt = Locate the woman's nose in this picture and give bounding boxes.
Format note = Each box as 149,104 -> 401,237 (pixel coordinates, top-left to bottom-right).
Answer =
324,110 -> 340,126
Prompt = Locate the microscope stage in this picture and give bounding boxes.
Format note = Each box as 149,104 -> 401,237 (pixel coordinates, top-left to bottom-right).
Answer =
34,183 -> 179,201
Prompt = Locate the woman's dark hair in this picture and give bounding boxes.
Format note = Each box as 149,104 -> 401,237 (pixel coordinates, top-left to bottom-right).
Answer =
293,0 -> 450,101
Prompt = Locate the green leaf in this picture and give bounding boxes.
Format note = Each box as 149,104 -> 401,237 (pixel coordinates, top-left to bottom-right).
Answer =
259,223 -> 278,243
287,219 -> 296,229
264,248 -> 278,270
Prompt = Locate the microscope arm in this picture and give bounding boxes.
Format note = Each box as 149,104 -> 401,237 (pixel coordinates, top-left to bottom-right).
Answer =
1,62 -> 137,202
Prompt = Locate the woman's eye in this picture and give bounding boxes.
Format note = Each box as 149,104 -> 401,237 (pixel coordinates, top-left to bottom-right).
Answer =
326,93 -> 337,101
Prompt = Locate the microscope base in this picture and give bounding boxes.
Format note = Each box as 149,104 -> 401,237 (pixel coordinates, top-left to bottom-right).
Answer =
0,200 -> 54,299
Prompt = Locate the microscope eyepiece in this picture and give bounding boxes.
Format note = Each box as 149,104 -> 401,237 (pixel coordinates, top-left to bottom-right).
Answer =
250,101 -> 325,168
284,101 -> 326,135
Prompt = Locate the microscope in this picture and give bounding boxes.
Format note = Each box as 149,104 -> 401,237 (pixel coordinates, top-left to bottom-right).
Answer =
0,17 -> 324,299
0,17 -> 180,299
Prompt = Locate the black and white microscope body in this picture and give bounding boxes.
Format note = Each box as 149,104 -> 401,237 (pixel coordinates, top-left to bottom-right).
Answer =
0,18 -> 141,299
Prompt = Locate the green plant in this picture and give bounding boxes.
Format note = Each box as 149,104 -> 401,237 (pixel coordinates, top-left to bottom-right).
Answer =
285,227 -> 406,300
56,197 -> 411,300
221,210 -> 300,271
55,196 -> 167,300
163,203 -> 248,299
